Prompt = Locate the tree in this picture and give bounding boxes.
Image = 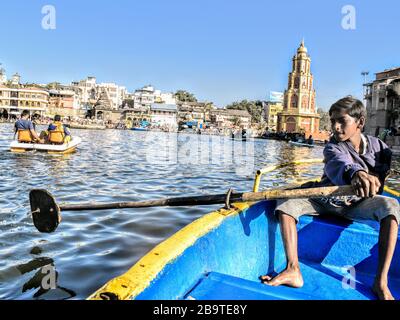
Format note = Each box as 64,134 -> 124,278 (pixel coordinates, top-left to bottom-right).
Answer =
317,108 -> 330,131
232,116 -> 241,127
46,82 -> 61,89
174,90 -> 198,103
225,99 -> 263,123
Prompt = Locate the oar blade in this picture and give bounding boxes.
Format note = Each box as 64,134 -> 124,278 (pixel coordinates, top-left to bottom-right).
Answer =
29,189 -> 61,233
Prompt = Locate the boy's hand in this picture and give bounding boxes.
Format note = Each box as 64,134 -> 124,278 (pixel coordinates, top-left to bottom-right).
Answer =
351,171 -> 381,197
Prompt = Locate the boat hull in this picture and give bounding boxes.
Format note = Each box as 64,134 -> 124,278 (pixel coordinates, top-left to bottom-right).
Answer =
10,137 -> 82,154
131,127 -> 148,131
89,188 -> 400,300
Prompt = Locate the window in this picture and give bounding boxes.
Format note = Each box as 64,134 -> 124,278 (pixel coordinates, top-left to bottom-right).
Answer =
379,98 -> 385,103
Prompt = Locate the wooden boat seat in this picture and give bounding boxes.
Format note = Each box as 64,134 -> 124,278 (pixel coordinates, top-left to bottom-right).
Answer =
17,130 -> 33,143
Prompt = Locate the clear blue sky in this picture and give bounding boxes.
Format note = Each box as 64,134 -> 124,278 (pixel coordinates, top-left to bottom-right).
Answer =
0,0 -> 399,109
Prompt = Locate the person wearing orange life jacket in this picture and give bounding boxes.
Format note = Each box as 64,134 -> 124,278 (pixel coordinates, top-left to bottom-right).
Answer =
46,115 -> 71,144
14,110 -> 45,143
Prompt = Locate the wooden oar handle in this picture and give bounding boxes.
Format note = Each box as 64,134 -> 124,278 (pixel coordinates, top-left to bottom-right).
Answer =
242,185 -> 355,202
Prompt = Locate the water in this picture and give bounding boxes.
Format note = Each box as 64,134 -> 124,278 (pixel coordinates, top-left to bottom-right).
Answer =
0,123 -> 399,299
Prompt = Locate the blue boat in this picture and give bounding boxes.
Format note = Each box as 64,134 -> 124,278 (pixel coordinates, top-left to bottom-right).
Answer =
131,120 -> 150,131
88,159 -> 400,300
131,127 -> 149,131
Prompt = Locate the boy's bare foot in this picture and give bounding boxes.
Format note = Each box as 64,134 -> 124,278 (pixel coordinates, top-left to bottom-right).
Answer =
260,266 -> 304,288
372,281 -> 395,300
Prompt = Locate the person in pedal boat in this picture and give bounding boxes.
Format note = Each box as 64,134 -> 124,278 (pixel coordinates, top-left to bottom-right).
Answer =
260,96 -> 400,300
14,110 -> 44,143
40,115 -> 71,144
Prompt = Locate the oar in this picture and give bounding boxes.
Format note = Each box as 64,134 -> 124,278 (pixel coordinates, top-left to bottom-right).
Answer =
29,185 -> 356,233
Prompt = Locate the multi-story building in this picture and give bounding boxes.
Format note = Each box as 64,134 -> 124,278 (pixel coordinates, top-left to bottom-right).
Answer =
48,88 -> 81,118
150,103 -> 177,129
364,67 -> 400,154
0,73 -> 49,119
71,76 -> 97,109
263,101 -> 284,131
364,67 -> 400,136
277,41 -> 320,134
210,109 -> 251,129
71,77 -> 126,113
154,91 -> 176,105
176,101 -> 214,127
133,85 -> 156,109
98,82 -> 126,109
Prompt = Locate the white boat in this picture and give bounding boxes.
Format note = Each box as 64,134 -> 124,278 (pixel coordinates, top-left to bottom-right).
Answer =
10,136 -> 82,154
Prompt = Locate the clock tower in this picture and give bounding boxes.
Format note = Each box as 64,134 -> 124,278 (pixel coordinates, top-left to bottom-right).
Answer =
277,40 -> 320,134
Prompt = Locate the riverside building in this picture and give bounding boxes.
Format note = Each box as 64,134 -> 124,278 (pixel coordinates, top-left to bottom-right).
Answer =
0,72 -> 49,119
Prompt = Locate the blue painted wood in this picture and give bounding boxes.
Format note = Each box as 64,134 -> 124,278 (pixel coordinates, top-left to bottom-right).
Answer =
135,192 -> 400,300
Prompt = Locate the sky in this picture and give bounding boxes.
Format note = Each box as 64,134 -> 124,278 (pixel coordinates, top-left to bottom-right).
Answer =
0,0 -> 399,110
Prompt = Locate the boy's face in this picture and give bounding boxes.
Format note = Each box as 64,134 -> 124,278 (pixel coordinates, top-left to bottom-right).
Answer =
330,108 -> 364,142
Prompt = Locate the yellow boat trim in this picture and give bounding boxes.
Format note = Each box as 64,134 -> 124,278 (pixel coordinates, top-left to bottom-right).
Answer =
47,146 -> 76,154
10,148 -> 27,153
384,186 -> 400,197
88,202 -> 251,300
11,146 -> 77,154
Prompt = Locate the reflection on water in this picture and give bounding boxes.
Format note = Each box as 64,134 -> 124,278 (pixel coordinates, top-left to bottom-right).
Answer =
0,123 -> 399,299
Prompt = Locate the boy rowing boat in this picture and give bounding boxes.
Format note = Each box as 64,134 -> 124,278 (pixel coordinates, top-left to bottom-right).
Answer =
260,96 -> 399,300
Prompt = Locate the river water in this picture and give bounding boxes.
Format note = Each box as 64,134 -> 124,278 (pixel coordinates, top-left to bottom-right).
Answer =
0,123 -> 399,299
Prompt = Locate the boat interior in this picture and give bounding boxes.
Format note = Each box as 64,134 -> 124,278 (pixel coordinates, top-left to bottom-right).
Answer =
136,192 -> 400,300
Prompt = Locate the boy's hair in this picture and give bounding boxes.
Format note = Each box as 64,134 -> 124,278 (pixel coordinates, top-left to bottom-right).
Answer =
21,110 -> 30,118
54,115 -> 61,121
329,96 -> 367,120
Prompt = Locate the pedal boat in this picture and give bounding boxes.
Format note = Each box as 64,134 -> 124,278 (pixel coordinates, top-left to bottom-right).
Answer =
10,136 -> 82,154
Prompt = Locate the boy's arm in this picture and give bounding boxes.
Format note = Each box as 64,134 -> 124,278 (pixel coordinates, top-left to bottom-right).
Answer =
323,144 -> 366,185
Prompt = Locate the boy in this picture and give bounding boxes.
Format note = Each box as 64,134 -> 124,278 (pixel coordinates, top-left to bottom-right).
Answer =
260,96 -> 399,300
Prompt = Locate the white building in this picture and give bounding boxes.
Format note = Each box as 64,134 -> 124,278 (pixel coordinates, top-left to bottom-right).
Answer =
133,85 -> 156,108
150,103 -> 177,129
0,85 -> 49,119
71,76 -> 126,111
0,65 -> 7,84
71,76 -> 97,110
154,91 -> 176,105
98,82 -> 126,109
